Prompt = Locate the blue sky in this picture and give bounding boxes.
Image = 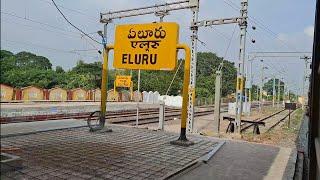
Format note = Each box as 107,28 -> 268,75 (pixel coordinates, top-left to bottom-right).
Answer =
1,0 -> 316,94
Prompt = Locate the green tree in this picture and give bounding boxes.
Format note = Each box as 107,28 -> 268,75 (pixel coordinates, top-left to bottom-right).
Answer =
195,52 -> 237,98
1,50 -> 17,78
129,52 -> 237,98
55,66 -> 65,73
0,49 -> 238,99
1,50 -> 55,88
263,78 -> 285,100
131,60 -> 184,95
0,50 -> 14,59
251,84 -> 259,101
13,51 -> 52,70
69,60 -> 102,89
2,68 -> 57,88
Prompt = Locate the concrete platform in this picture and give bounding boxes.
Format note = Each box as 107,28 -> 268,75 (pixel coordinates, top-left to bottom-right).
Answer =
171,141 -> 297,180
1,102 -> 161,117
1,125 -> 219,180
0,120 -> 297,180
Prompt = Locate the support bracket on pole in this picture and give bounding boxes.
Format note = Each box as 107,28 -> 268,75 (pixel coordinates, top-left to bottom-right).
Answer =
90,45 -> 114,132
171,44 -> 194,147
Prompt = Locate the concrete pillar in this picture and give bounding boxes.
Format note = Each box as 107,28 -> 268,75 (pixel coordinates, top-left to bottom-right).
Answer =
213,71 -> 222,134
158,100 -> 165,130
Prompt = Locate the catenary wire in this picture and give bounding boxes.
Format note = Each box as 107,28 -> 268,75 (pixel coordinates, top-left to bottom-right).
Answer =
51,0 -> 101,44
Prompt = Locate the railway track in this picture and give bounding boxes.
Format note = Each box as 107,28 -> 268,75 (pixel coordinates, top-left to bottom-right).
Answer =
240,108 -> 296,134
1,106 -> 220,124
0,108 -> 180,124
116,103 -> 266,127
114,108 -> 228,126
0,103 -> 228,124
263,109 -> 296,133
1,102 -> 269,125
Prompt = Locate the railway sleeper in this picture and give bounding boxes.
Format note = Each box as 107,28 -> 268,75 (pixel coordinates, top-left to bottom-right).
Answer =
223,116 -> 265,135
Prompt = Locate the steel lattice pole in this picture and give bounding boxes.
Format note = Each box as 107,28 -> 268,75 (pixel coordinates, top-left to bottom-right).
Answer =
235,0 -> 248,134
187,8 -> 199,133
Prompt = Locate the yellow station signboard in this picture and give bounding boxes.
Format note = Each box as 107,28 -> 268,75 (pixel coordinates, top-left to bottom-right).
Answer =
115,75 -> 132,88
114,22 -> 179,70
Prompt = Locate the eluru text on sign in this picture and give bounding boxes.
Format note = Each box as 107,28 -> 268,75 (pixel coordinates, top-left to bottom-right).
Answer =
114,22 -> 179,70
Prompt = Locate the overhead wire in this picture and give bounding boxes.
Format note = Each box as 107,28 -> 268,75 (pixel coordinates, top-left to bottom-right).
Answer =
263,61 -> 287,77
2,39 -> 81,54
35,0 -> 98,23
160,0 -> 235,52
221,0 -> 299,51
262,61 -> 300,95
51,0 -> 101,44
1,11 -> 75,34
165,60 -> 184,96
69,49 -> 98,52
197,23 -> 237,72
1,11 -> 100,55
246,30 -> 269,53
219,24 -> 237,70
1,18 -> 80,39
245,28 -> 303,92
209,26 -> 234,41
2,39 -> 99,62
4,0 -> 102,48
148,0 -> 193,95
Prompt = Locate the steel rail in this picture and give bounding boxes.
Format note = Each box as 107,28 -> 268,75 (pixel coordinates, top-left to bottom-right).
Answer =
0,108 -> 180,124
240,108 -> 286,132
265,109 -> 297,133
122,109 -> 228,126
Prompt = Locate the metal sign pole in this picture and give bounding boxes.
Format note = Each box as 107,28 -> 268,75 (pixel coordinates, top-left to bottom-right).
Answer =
100,23 -> 109,127
171,44 -> 194,146
136,69 -> 141,127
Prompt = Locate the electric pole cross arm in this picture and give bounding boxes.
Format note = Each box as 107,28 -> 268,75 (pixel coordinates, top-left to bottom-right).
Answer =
188,0 -> 248,134
191,17 -> 243,28
100,0 -> 199,23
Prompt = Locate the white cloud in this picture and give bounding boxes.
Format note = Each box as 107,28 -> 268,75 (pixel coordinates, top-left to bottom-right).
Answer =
277,33 -> 289,41
304,26 -> 314,38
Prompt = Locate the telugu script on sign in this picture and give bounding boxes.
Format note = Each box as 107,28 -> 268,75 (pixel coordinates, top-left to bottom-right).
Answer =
128,26 -> 166,52
115,76 -> 132,88
114,22 -> 179,71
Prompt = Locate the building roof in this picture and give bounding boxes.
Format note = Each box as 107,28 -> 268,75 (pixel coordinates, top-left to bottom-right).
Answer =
0,83 -> 14,89
48,87 -> 67,92
71,88 -> 86,92
21,85 -> 42,90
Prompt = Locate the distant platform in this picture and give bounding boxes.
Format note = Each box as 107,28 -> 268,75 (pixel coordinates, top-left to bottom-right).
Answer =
1,102 -> 162,117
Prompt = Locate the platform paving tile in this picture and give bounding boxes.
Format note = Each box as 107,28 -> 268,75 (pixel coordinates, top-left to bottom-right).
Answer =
1,126 -> 218,180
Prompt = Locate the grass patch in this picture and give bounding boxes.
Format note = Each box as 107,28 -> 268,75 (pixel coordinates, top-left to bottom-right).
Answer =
241,108 -> 304,147
282,108 -> 304,134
